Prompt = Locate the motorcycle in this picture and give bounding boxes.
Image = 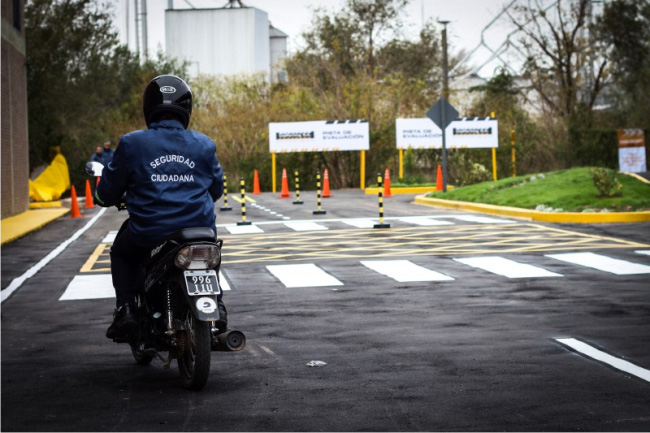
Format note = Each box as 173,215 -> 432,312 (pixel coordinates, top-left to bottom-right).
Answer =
85,161 -> 245,390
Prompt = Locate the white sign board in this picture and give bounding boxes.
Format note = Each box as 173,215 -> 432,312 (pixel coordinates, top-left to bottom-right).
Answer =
617,129 -> 647,173
396,117 -> 499,149
619,147 -> 647,173
269,120 -> 369,152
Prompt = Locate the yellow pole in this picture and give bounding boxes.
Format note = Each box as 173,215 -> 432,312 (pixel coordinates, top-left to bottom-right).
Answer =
511,129 -> 516,178
360,150 -> 366,190
399,148 -> 403,180
491,111 -> 497,181
272,152 -> 277,193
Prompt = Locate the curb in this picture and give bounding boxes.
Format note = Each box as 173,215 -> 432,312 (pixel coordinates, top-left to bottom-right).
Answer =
365,186 -> 454,195
414,195 -> 650,223
1,207 -> 71,245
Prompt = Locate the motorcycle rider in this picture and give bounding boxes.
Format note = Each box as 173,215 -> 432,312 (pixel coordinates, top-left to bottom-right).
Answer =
94,75 -> 227,339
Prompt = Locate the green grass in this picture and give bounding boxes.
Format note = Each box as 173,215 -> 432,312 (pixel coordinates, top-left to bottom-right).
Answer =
426,167 -> 650,212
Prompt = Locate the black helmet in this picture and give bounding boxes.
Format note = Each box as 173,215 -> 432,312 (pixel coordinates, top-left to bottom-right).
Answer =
143,75 -> 192,129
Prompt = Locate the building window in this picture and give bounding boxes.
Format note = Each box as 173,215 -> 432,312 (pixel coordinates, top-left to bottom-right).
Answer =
13,0 -> 21,31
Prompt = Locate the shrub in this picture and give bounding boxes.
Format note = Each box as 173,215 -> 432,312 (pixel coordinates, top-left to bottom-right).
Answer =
590,167 -> 622,197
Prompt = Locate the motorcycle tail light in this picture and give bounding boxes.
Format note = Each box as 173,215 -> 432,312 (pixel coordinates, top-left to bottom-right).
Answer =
174,245 -> 220,270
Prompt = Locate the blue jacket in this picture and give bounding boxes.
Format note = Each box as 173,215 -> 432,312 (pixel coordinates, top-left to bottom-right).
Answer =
101,147 -> 114,165
95,119 -> 223,246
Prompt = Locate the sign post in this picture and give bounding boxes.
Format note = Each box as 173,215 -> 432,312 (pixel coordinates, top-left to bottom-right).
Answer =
427,98 -> 458,192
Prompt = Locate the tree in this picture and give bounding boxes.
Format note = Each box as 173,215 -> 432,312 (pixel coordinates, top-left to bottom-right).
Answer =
509,0 -> 608,120
26,0 -> 186,189
596,0 -> 650,127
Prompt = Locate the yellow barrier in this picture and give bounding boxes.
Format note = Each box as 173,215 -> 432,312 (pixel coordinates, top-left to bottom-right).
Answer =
29,154 -> 70,202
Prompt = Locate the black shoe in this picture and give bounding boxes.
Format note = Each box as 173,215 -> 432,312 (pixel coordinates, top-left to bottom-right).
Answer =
214,301 -> 228,332
106,304 -> 138,340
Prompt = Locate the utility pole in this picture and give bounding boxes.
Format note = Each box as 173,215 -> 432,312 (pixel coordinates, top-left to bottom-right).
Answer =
141,0 -> 148,60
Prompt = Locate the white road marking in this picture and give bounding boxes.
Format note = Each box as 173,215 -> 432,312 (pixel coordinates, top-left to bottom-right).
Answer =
219,271 -> 231,291
397,217 -> 454,226
102,230 -> 118,243
224,224 -> 264,235
59,274 -> 115,301
361,260 -> 454,282
217,214 -> 513,228
266,264 -> 343,288
546,252 -> 650,275
284,222 -> 329,231
2,208 -> 108,304
556,338 -> 650,383
635,250 -> 650,256
454,256 -> 562,278
342,219 -> 377,228
451,215 -> 516,224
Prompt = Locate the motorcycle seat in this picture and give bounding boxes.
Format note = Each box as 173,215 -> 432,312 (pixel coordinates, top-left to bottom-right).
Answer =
169,227 -> 216,242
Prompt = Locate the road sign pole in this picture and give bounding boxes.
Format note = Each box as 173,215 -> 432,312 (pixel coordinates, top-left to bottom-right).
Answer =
440,105 -> 448,192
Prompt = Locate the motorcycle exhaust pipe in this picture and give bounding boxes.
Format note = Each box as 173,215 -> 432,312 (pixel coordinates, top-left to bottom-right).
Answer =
212,330 -> 246,352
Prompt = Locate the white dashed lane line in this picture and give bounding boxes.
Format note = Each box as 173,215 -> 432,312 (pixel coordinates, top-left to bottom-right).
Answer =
556,338 -> 650,383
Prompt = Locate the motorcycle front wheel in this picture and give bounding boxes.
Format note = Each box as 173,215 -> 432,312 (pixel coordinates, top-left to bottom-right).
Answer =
177,306 -> 211,390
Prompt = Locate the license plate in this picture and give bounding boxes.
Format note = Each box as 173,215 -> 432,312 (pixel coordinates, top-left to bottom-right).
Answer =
184,270 -> 220,296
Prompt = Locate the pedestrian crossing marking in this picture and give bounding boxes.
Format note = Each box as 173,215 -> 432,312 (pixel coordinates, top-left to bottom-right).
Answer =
61,271 -> 230,300
635,250 -> 650,256
284,222 -> 329,231
396,217 -> 454,226
60,274 -> 115,301
266,264 -> 343,288
546,252 -> 650,275
224,224 -> 264,235
342,219 -> 377,228
454,256 -> 562,278
361,260 -> 454,282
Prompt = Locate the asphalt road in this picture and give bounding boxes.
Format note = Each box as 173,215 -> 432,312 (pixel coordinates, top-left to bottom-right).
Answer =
2,190 -> 650,431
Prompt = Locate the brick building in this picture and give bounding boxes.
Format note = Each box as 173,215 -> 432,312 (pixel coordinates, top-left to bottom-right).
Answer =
1,0 -> 29,218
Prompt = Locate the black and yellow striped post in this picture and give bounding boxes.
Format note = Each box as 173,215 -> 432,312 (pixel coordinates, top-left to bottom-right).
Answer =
236,177 -> 252,226
220,174 -> 232,211
293,170 -> 303,205
313,171 -> 326,215
373,173 -> 390,229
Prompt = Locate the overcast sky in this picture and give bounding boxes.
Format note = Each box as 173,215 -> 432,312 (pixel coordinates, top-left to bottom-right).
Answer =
114,0 -> 520,77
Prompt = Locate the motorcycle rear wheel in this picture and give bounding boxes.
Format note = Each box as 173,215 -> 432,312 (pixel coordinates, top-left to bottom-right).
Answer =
177,307 -> 211,390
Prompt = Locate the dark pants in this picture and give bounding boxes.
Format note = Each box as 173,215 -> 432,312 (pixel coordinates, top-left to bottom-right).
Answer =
110,220 -> 153,308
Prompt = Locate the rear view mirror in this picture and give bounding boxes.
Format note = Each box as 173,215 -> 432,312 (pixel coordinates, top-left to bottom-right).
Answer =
85,161 -> 104,177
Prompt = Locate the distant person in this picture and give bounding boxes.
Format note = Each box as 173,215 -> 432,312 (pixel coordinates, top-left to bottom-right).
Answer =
90,146 -> 103,163
102,140 -> 114,165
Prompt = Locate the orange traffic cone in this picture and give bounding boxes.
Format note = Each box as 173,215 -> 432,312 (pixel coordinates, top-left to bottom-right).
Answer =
70,185 -> 81,218
96,177 -> 101,187
436,165 -> 443,191
280,168 -> 290,198
322,169 -> 331,197
84,179 -> 95,208
383,168 -> 392,197
253,170 -> 261,194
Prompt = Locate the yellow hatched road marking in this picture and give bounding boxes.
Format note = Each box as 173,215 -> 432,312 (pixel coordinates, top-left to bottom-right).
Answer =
220,223 -> 649,264
80,243 -> 111,273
